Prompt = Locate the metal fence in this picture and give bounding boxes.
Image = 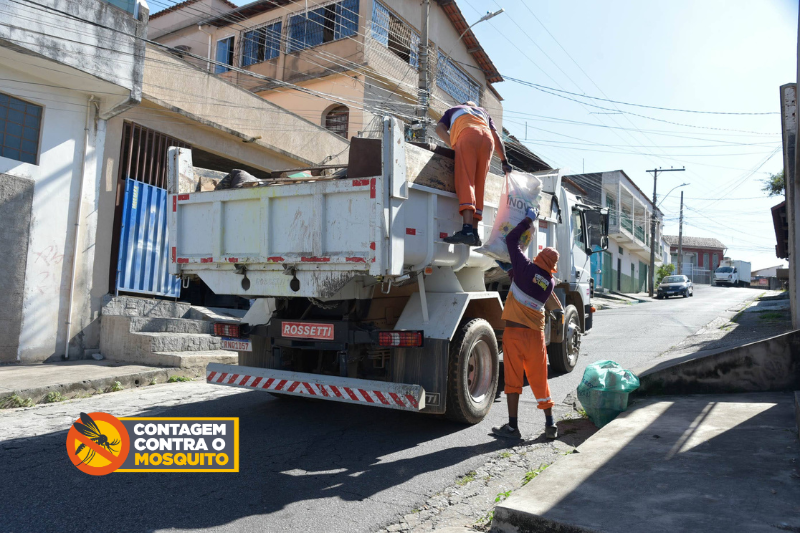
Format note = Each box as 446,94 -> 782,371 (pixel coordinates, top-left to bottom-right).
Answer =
681,266 -> 712,285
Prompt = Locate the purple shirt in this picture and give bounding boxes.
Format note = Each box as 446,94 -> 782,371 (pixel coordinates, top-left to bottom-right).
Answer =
506,217 -> 554,304
438,105 -> 498,132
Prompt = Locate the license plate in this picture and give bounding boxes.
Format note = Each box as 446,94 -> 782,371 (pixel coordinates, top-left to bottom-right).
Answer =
221,338 -> 251,352
282,321 -> 335,340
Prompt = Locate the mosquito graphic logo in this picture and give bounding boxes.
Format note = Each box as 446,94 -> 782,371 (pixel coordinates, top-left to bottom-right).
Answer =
66,412 -> 130,476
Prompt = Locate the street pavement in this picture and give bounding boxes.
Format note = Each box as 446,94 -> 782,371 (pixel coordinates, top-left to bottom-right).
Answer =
0,285 -> 760,533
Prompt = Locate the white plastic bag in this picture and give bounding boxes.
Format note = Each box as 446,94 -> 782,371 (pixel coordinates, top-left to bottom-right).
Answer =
475,171 -> 542,262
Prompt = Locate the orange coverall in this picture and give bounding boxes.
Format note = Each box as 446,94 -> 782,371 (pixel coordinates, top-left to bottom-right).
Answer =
453,127 -> 494,222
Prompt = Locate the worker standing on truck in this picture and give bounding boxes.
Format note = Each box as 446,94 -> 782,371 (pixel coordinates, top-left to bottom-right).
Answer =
492,207 -> 562,440
435,101 -> 512,246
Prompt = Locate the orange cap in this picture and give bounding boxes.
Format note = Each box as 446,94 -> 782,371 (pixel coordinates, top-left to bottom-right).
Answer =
534,247 -> 559,274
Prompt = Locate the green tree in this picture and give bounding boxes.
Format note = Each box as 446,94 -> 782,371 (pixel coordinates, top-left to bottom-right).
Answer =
761,170 -> 784,196
655,263 -> 675,285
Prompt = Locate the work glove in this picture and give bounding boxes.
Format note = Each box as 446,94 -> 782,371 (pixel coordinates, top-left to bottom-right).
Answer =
502,161 -> 513,176
495,260 -> 512,272
525,207 -> 538,222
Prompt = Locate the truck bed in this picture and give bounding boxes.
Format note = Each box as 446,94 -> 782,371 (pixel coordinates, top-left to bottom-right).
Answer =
167,121 -> 558,300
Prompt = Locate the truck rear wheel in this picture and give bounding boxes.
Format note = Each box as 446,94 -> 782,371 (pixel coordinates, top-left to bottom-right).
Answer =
445,319 -> 499,425
548,305 -> 580,374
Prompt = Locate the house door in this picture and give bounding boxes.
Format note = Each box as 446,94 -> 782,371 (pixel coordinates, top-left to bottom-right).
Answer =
639,261 -> 648,293
602,251 -> 613,290
617,258 -> 622,291
630,262 -> 635,292
111,122 -> 190,297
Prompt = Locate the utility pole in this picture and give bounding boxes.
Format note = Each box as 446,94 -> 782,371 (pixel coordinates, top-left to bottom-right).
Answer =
416,8 -> 502,141
677,191 -> 684,275
415,0 -> 430,141
646,167 -> 685,297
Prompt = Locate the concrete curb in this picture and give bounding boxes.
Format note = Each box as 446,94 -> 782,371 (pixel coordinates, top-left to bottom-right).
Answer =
3,366 -> 202,406
491,508 -> 599,532
632,330 -> 800,396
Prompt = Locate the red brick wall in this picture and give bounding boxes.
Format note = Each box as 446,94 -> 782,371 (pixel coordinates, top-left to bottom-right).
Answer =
670,246 -> 725,268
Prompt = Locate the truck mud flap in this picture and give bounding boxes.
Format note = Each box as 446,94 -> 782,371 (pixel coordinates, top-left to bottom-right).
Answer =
206,363 -> 425,412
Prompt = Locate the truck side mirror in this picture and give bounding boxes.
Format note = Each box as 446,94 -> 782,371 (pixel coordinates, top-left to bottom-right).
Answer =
583,208 -> 609,254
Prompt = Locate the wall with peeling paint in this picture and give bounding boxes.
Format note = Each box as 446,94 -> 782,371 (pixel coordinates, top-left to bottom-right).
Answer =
0,0 -> 147,361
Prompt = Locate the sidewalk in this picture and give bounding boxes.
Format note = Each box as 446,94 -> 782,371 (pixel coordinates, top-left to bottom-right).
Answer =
593,291 -> 654,310
649,290 -> 789,364
492,392 -> 800,532
0,360 -> 201,407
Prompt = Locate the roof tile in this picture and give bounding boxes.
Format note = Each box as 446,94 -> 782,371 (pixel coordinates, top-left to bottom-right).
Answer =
663,235 -> 726,249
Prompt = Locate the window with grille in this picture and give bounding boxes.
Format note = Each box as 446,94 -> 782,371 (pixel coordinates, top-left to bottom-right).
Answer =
242,20 -> 282,67
325,106 -> 349,138
371,1 -> 419,68
286,0 -> 359,53
436,51 -> 480,104
215,36 -> 235,74
0,92 -> 42,165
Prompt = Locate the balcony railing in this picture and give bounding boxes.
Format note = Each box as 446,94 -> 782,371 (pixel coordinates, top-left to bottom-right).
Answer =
635,225 -> 645,243
620,213 -> 633,233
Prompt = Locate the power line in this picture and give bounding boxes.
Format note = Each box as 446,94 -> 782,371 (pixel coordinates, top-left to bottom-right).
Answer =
501,76 -> 777,116
505,77 -> 780,135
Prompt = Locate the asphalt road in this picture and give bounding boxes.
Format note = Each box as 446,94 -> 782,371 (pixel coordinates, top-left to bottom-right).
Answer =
0,285 -> 759,533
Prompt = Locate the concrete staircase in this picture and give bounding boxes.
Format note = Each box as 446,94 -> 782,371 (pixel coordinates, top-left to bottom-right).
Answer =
100,296 -> 240,370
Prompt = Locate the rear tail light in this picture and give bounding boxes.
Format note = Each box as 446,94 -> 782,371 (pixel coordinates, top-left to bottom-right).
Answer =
214,322 -> 241,338
378,331 -> 424,347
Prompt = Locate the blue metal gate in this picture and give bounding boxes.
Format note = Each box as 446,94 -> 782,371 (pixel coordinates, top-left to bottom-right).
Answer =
115,179 -> 180,297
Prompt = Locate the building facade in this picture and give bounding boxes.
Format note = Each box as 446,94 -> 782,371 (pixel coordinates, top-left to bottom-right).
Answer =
0,0 -> 352,362
92,44 -> 351,357
148,0 -> 504,142
752,265 -> 787,277
663,235 -> 727,276
0,0 -> 148,363
567,170 -> 663,294
660,236 -> 672,266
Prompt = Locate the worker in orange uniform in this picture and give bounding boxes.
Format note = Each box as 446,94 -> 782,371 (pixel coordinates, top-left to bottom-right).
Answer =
435,101 -> 513,246
492,207 -> 562,440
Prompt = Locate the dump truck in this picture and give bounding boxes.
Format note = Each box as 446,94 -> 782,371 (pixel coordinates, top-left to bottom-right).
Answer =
167,118 -> 609,423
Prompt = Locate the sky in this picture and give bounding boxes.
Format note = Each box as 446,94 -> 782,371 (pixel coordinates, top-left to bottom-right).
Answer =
148,0 -> 798,271
461,0 -> 798,271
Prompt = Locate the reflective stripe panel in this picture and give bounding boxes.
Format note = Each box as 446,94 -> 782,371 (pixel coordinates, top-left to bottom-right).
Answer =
205,364 -> 425,412
510,282 -> 546,312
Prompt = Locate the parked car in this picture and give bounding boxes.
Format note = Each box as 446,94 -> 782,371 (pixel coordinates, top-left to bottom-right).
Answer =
657,275 -> 693,299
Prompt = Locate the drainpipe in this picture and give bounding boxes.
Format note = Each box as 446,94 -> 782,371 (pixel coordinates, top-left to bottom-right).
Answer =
198,25 -> 213,72
63,95 -> 96,360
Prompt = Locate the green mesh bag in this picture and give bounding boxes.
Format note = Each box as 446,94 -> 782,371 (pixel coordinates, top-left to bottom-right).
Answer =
577,360 -> 640,428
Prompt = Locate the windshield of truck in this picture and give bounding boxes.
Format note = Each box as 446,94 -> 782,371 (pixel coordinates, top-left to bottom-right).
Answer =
662,276 -> 685,284
716,267 -> 733,273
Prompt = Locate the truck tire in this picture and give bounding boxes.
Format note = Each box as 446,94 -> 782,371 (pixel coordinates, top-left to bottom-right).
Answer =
445,319 -> 499,424
548,305 -> 580,374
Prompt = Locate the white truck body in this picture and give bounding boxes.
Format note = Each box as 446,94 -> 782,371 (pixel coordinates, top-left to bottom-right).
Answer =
714,259 -> 751,287
167,118 -> 608,422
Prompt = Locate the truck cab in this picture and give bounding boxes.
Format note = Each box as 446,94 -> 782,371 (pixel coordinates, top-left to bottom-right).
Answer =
715,259 -> 751,287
